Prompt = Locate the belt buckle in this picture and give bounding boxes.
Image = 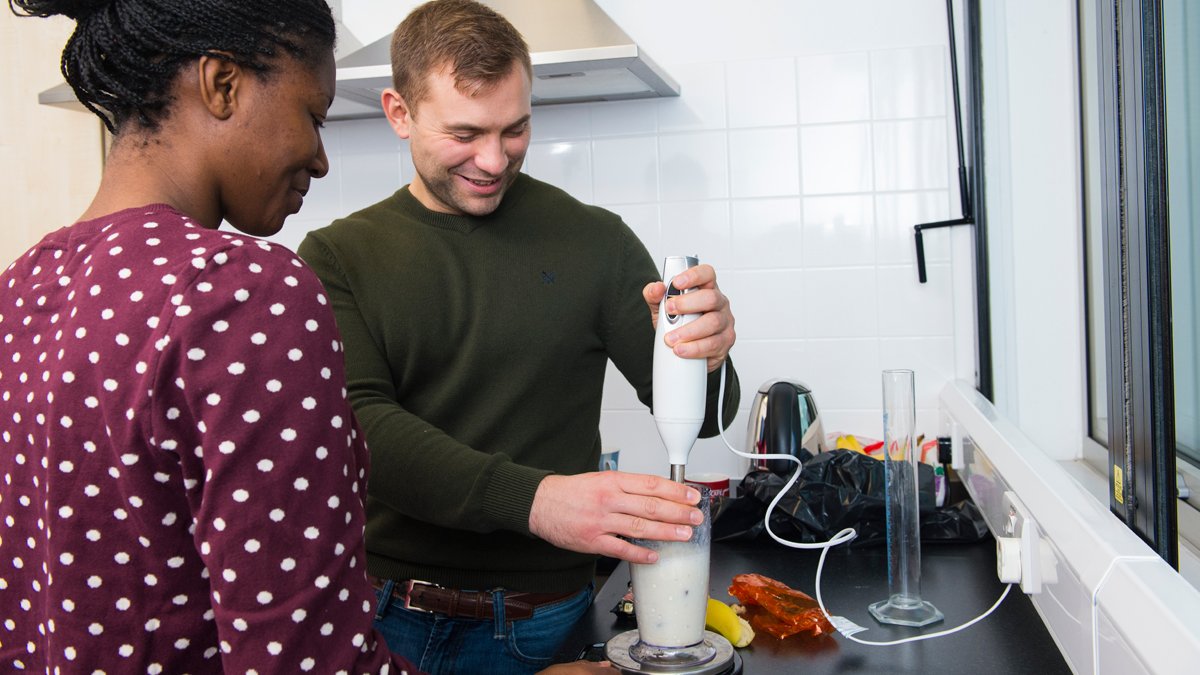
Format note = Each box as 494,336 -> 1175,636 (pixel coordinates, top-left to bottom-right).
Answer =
402,579 -> 438,613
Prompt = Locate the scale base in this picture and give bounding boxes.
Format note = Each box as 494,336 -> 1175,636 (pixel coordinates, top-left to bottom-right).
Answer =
868,597 -> 945,627
605,630 -> 739,674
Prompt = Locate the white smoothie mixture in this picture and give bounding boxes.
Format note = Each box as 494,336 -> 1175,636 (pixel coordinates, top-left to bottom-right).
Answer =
630,541 -> 710,647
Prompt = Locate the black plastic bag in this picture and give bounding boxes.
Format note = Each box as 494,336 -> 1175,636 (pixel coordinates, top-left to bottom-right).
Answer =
711,450 -> 989,546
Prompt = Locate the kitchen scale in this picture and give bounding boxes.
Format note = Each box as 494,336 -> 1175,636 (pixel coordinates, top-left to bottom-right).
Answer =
603,629 -> 741,674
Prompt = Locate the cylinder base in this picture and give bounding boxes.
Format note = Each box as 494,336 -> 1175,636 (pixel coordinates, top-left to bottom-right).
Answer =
868,597 -> 945,627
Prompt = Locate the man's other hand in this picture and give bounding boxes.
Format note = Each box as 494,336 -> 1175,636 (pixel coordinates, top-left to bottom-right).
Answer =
528,472 -> 703,563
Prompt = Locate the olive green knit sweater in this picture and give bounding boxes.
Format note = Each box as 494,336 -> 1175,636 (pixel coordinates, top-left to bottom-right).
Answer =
298,174 -> 739,592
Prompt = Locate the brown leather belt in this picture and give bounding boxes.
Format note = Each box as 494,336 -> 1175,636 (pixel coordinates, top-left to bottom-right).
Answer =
368,575 -> 578,621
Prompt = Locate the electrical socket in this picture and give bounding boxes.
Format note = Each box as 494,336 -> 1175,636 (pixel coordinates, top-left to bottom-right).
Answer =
999,490 -> 1042,594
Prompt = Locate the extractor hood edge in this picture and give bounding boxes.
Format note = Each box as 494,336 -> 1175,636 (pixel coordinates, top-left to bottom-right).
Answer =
331,0 -> 679,118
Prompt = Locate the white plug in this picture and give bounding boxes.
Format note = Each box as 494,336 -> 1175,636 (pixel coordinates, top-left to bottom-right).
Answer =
996,536 -> 1022,583
1000,491 -> 1042,594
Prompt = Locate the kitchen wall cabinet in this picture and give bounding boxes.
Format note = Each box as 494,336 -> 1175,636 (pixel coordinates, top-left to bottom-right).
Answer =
1,9 -> 103,266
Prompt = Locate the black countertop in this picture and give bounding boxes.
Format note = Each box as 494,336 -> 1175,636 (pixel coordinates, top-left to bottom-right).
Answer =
559,537 -> 1070,674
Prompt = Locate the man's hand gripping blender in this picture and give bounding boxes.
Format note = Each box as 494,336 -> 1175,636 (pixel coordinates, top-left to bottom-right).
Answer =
652,256 -> 708,483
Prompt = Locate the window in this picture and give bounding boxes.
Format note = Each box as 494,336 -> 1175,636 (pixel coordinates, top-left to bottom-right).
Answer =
1163,0 -> 1199,470
1080,0 -> 1197,565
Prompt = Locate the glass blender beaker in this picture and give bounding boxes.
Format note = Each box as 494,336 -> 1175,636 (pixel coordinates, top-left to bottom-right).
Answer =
629,486 -> 716,668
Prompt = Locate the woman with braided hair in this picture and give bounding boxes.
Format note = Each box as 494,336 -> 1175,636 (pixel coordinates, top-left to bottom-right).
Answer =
0,1 -> 419,672
1,1 -> 615,670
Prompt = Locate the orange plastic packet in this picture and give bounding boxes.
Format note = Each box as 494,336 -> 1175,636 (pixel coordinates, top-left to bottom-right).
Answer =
728,573 -> 835,639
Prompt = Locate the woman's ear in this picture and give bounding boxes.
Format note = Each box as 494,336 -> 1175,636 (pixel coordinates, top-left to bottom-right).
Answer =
197,53 -> 241,121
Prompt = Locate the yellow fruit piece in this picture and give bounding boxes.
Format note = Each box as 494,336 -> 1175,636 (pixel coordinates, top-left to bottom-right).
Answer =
705,598 -> 755,648
836,434 -> 864,453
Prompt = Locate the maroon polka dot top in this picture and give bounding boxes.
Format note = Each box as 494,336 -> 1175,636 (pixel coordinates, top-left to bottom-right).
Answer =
0,205 -> 417,674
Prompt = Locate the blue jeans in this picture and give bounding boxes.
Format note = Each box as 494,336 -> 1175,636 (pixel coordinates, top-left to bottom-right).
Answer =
372,581 -> 594,675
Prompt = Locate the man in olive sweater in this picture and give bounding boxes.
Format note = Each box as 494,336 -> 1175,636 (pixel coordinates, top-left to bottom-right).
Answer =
297,2 -> 739,674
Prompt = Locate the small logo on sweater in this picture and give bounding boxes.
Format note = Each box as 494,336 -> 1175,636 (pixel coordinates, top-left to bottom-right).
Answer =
541,271 -> 556,285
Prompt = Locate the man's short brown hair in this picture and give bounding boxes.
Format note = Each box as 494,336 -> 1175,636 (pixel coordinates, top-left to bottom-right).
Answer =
390,0 -> 532,112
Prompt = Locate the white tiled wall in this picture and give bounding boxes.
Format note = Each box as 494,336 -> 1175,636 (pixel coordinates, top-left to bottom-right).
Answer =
271,0 -> 963,479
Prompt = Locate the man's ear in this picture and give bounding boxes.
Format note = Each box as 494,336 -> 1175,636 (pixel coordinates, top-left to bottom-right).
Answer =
197,53 -> 241,121
381,88 -> 414,139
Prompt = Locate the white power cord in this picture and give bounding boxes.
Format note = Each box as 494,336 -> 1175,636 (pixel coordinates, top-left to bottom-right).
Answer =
713,361 -> 1012,645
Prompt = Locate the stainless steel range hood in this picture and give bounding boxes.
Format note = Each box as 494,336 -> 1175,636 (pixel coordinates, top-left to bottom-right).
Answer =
329,0 -> 679,119
37,0 -> 679,121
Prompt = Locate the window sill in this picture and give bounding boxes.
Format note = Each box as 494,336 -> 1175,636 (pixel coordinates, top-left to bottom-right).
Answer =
1060,451 -> 1200,589
941,380 -> 1200,672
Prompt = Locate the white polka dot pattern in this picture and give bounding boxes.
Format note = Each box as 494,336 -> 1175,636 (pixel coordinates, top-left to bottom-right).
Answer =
0,205 -> 413,673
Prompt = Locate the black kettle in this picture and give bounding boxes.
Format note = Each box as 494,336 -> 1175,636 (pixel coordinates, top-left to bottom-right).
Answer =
745,379 -> 827,475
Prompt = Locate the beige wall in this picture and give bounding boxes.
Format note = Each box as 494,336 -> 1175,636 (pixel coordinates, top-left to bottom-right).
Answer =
1,10 -> 104,267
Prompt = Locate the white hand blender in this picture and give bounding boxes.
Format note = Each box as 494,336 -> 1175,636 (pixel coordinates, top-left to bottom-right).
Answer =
609,255 -> 736,675
653,255 -> 708,483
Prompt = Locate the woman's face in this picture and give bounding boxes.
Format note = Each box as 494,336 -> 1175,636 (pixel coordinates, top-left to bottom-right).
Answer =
220,52 -> 336,237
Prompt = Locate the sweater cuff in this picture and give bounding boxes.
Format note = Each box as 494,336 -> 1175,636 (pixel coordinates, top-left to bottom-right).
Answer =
482,461 -> 553,536
700,355 -> 740,437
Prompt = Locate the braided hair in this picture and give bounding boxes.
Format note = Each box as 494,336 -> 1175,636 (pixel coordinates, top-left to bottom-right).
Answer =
9,0 -> 336,132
